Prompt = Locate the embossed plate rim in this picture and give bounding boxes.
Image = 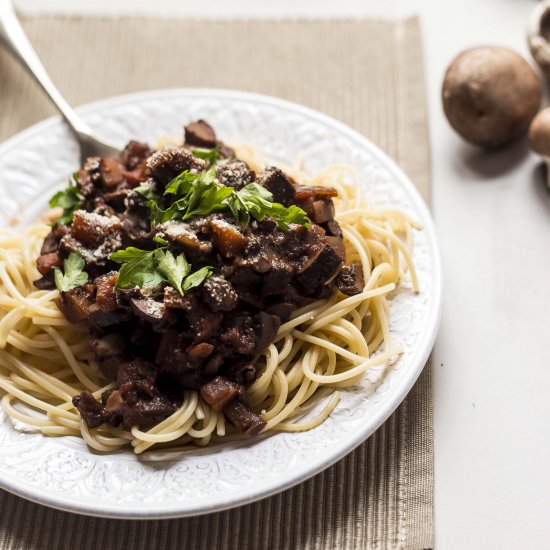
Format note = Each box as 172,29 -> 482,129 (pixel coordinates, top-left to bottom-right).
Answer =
0,89 -> 442,518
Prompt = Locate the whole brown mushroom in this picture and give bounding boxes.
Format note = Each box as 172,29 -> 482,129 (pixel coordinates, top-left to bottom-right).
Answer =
527,1 -> 550,80
442,46 -> 542,149
528,107 -> 550,188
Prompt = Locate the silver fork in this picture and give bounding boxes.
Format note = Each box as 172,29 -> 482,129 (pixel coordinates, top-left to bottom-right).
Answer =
0,0 -> 119,163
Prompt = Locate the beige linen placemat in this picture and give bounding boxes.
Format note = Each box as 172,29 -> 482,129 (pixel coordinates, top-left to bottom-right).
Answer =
0,18 -> 433,550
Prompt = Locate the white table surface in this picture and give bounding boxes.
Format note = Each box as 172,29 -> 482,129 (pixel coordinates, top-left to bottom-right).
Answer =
13,1 -> 549,548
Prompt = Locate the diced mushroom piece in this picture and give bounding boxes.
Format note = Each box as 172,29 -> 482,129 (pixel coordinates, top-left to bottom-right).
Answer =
295,196 -> 314,217
95,272 -> 118,312
146,147 -> 206,186
130,297 -> 174,327
88,309 -> 129,329
202,354 -> 224,379
253,312 -> 281,354
99,158 -> 125,189
202,277 -> 239,312
70,210 -> 122,248
335,264 -> 365,296
296,244 -> 343,288
163,286 -> 187,309
72,390 -> 106,428
89,333 -> 126,359
121,140 -> 151,170
179,294 -> 224,343
312,199 -> 335,224
210,218 -> 246,258
226,363 -> 257,386
216,161 -> 255,189
322,220 -> 343,238
77,157 -> 101,198
56,284 -> 96,323
36,252 -> 63,276
200,376 -> 245,412
40,226 -> 66,255
293,184 -> 338,201
122,162 -> 148,187
117,359 -> 157,391
218,143 -> 235,160
184,120 -> 217,148
260,167 -> 296,205
187,342 -> 215,361
155,329 -> 188,373
104,390 -> 124,413
34,272 -> 56,290
119,396 -> 179,430
265,302 -> 296,323
220,314 -> 257,355
262,266 -> 292,297
157,221 -> 212,255
223,400 -> 266,435
325,236 -> 346,262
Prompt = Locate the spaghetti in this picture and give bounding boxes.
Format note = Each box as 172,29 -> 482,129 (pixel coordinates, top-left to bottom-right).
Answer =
0,161 -> 419,454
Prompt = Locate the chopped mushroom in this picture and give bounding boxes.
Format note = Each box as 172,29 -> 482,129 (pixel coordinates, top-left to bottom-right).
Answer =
200,376 -> 245,411
184,120 -> 217,148
223,399 -> 266,435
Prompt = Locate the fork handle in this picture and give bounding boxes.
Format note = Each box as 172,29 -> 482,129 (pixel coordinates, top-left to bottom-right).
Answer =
0,0 -> 92,137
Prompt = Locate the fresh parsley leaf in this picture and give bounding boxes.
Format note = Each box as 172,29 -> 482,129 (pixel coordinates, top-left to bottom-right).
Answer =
191,145 -> 220,165
182,266 -> 213,291
110,247 -> 162,288
164,170 -> 197,196
231,183 -> 310,230
153,236 -> 170,245
154,249 -> 190,295
238,183 -> 273,204
182,179 -> 233,220
135,184 -> 157,200
227,193 -> 250,226
147,167 -> 310,231
149,199 -> 184,226
49,172 -> 82,225
54,252 -> 88,292
110,245 -> 212,294
266,203 -> 310,230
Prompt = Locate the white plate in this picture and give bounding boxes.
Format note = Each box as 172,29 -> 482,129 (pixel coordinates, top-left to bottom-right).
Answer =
0,89 -> 442,518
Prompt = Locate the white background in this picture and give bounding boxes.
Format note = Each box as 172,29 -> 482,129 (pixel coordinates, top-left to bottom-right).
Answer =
13,1 -> 550,548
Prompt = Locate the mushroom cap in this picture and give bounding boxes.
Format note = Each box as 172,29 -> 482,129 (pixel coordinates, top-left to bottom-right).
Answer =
527,2 -> 550,79
528,107 -> 550,156
442,46 -> 542,148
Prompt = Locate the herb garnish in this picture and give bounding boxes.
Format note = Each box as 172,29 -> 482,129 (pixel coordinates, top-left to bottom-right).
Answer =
110,247 -> 212,295
191,145 -> 220,165
109,247 -> 164,289
149,168 -> 309,231
54,252 -> 88,292
155,249 -> 191,295
49,172 -> 83,226
228,183 -> 309,230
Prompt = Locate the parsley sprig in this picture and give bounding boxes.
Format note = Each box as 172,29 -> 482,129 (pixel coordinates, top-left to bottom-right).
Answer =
191,145 -> 220,165
49,172 -> 83,226
54,252 -> 89,292
110,247 -> 212,295
149,168 -> 309,230
227,183 -> 309,230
